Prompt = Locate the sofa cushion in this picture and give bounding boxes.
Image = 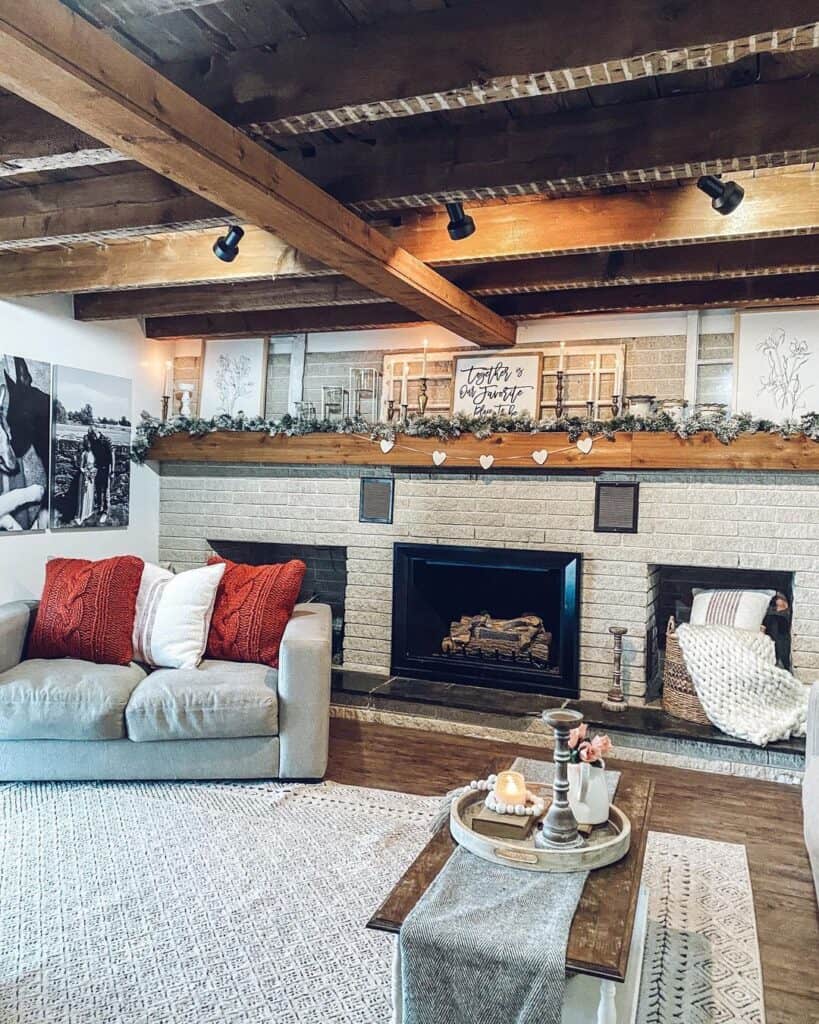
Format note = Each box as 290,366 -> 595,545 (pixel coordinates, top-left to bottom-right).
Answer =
132,561 -> 225,669
125,660 -> 278,742
0,658 -> 146,740
206,557 -> 306,668
29,556 -> 144,665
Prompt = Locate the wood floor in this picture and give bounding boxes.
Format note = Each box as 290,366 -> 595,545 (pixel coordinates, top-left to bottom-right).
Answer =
327,718 -> 819,1024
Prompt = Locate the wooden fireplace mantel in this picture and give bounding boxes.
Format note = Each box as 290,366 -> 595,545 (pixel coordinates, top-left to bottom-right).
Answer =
146,430 -> 819,472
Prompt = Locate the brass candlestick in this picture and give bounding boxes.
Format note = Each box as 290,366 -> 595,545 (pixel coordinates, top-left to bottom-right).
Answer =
161,395 -> 170,421
611,394 -> 621,417
555,370 -> 565,418
386,399 -> 396,422
602,626 -> 628,713
418,378 -> 428,416
585,400 -> 595,419
399,403 -> 408,421
535,708 -> 584,849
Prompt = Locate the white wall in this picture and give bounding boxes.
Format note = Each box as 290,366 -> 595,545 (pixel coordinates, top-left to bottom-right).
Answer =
1,295 -> 164,604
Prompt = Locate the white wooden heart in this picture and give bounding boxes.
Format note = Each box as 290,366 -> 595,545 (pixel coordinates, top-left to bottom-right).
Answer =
532,449 -> 549,465
576,437 -> 593,455
432,450 -> 447,466
380,439 -> 395,454
479,454 -> 495,470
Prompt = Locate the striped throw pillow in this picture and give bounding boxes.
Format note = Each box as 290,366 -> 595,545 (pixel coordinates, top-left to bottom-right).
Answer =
690,589 -> 775,632
132,562 -> 225,668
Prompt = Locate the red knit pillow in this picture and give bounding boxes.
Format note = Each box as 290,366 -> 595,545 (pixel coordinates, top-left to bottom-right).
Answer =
206,557 -> 306,668
29,556 -> 144,666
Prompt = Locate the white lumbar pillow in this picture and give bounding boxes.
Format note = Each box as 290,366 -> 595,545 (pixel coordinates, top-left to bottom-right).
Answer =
132,562 -> 225,669
690,588 -> 775,632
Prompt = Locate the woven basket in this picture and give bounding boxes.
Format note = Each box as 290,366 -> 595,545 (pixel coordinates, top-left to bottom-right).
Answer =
662,616 -> 710,726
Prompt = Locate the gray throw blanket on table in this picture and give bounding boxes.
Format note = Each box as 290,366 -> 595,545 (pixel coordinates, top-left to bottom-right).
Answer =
399,757 -> 619,1024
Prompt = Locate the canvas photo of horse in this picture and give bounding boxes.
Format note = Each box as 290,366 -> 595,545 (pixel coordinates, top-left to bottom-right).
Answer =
50,366 -> 132,530
0,354 -> 51,533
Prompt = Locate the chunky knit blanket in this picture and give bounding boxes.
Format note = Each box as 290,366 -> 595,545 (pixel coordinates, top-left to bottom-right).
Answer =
676,623 -> 809,746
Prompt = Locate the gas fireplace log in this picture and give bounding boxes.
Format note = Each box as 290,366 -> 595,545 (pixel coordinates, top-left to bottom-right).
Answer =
442,613 -> 552,666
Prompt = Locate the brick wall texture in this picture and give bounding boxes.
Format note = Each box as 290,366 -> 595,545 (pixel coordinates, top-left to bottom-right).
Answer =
159,464 -> 819,705
261,335 -> 691,419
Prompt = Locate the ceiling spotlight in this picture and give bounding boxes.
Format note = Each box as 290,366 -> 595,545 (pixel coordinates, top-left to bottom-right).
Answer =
696,175 -> 744,216
213,224 -> 244,262
445,201 -> 476,241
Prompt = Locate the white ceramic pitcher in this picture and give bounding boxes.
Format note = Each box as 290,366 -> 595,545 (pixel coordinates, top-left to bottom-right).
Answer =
568,761 -> 609,826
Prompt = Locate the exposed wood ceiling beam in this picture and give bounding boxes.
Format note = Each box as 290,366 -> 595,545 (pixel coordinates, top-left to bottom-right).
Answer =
145,303 -> 423,339
0,0 -> 514,348
165,0 -> 819,136
0,168 -> 225,249
306,77 -> 819,212
143,272 -> 819,339
73,235 -> 819,322
0,94 -> 121,175
4,5 -> 819,179
5,172 -> 819,298
9,73 -> 817,224
490,273 -> 819,317
384,172 -> 819,263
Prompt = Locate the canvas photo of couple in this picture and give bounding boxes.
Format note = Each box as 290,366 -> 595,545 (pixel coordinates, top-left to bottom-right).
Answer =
50,366 -> 132,530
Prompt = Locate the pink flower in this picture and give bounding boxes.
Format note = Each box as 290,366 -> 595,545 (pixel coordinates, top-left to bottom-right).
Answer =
568,722 -> 588,750
582,734 -> 613,764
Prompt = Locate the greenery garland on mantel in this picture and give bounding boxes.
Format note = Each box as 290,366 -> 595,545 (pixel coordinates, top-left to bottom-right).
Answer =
131,409 -> 819,464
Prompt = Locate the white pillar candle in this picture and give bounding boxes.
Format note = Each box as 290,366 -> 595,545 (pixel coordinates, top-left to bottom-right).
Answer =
588,359 -> 595,402
163,359 -> 174,399
493,770 -> 527,808
400,362 -> 409,406
422,337 -> 428,378
559,340 -> 565,370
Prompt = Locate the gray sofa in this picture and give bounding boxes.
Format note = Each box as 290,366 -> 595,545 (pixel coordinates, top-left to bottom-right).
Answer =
0,599 -> 332,781
805,682 -> 819,900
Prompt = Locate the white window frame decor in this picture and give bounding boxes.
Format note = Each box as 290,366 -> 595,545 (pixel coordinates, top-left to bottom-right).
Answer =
381,342 -> 625,421
683,310 -> 740,411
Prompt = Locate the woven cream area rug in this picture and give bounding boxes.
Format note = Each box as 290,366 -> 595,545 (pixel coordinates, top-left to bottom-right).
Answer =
0,781 -> 764,1023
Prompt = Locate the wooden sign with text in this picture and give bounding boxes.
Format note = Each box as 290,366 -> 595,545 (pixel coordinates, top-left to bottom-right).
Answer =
452,352 -> 542,417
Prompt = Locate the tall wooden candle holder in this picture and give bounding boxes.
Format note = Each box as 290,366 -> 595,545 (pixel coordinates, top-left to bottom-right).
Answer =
602,626 -> 628,712
535,708 -> 584,849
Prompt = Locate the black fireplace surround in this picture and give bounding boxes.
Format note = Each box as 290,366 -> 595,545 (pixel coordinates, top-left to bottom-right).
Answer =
391,543 -> 580,697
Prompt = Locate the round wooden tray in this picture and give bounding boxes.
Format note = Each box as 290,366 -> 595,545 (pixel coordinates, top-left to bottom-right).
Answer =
450,783 -> 631,873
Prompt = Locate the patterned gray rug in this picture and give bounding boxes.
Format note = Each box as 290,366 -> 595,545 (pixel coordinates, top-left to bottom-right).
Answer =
0,780 -> 764,1023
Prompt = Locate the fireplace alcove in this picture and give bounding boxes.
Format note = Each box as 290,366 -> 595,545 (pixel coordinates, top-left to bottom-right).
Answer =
391,543 -> 580,698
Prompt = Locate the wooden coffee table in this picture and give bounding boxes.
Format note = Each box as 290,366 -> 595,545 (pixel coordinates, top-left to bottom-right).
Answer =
368,758 -> 654,1024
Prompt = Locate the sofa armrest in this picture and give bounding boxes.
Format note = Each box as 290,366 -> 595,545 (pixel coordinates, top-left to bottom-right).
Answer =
277,602 -> 332,780
808,682 -> 819,762
0,601 -> 36,675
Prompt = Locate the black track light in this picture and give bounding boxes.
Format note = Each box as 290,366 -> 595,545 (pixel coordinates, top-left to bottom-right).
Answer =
445,202 -> 476,241
696,175 -> 744,216
213,224 -> 244,262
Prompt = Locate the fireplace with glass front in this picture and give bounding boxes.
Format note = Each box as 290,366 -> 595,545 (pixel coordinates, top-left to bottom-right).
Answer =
391,543 -> 580,697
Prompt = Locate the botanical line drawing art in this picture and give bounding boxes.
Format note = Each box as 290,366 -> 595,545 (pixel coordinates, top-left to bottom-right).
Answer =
215,353 -> 253,415
756,328 -> 814,418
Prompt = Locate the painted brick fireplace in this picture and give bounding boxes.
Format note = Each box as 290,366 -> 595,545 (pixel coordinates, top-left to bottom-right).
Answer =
159,465 -> 819,705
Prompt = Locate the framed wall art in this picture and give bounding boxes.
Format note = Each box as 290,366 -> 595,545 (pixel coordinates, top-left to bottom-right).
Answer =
736,310 -> 818,421
451,352 -> 542,418
0,354 -> 51,533
50,366 -> 132,530
199,338 -> 269,419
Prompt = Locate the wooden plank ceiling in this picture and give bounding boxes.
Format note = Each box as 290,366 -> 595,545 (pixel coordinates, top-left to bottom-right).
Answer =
0,0 -> 818,337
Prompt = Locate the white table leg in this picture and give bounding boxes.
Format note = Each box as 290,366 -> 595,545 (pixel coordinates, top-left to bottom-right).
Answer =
391,938 -> 403,1024
596,980 -> 618,1024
